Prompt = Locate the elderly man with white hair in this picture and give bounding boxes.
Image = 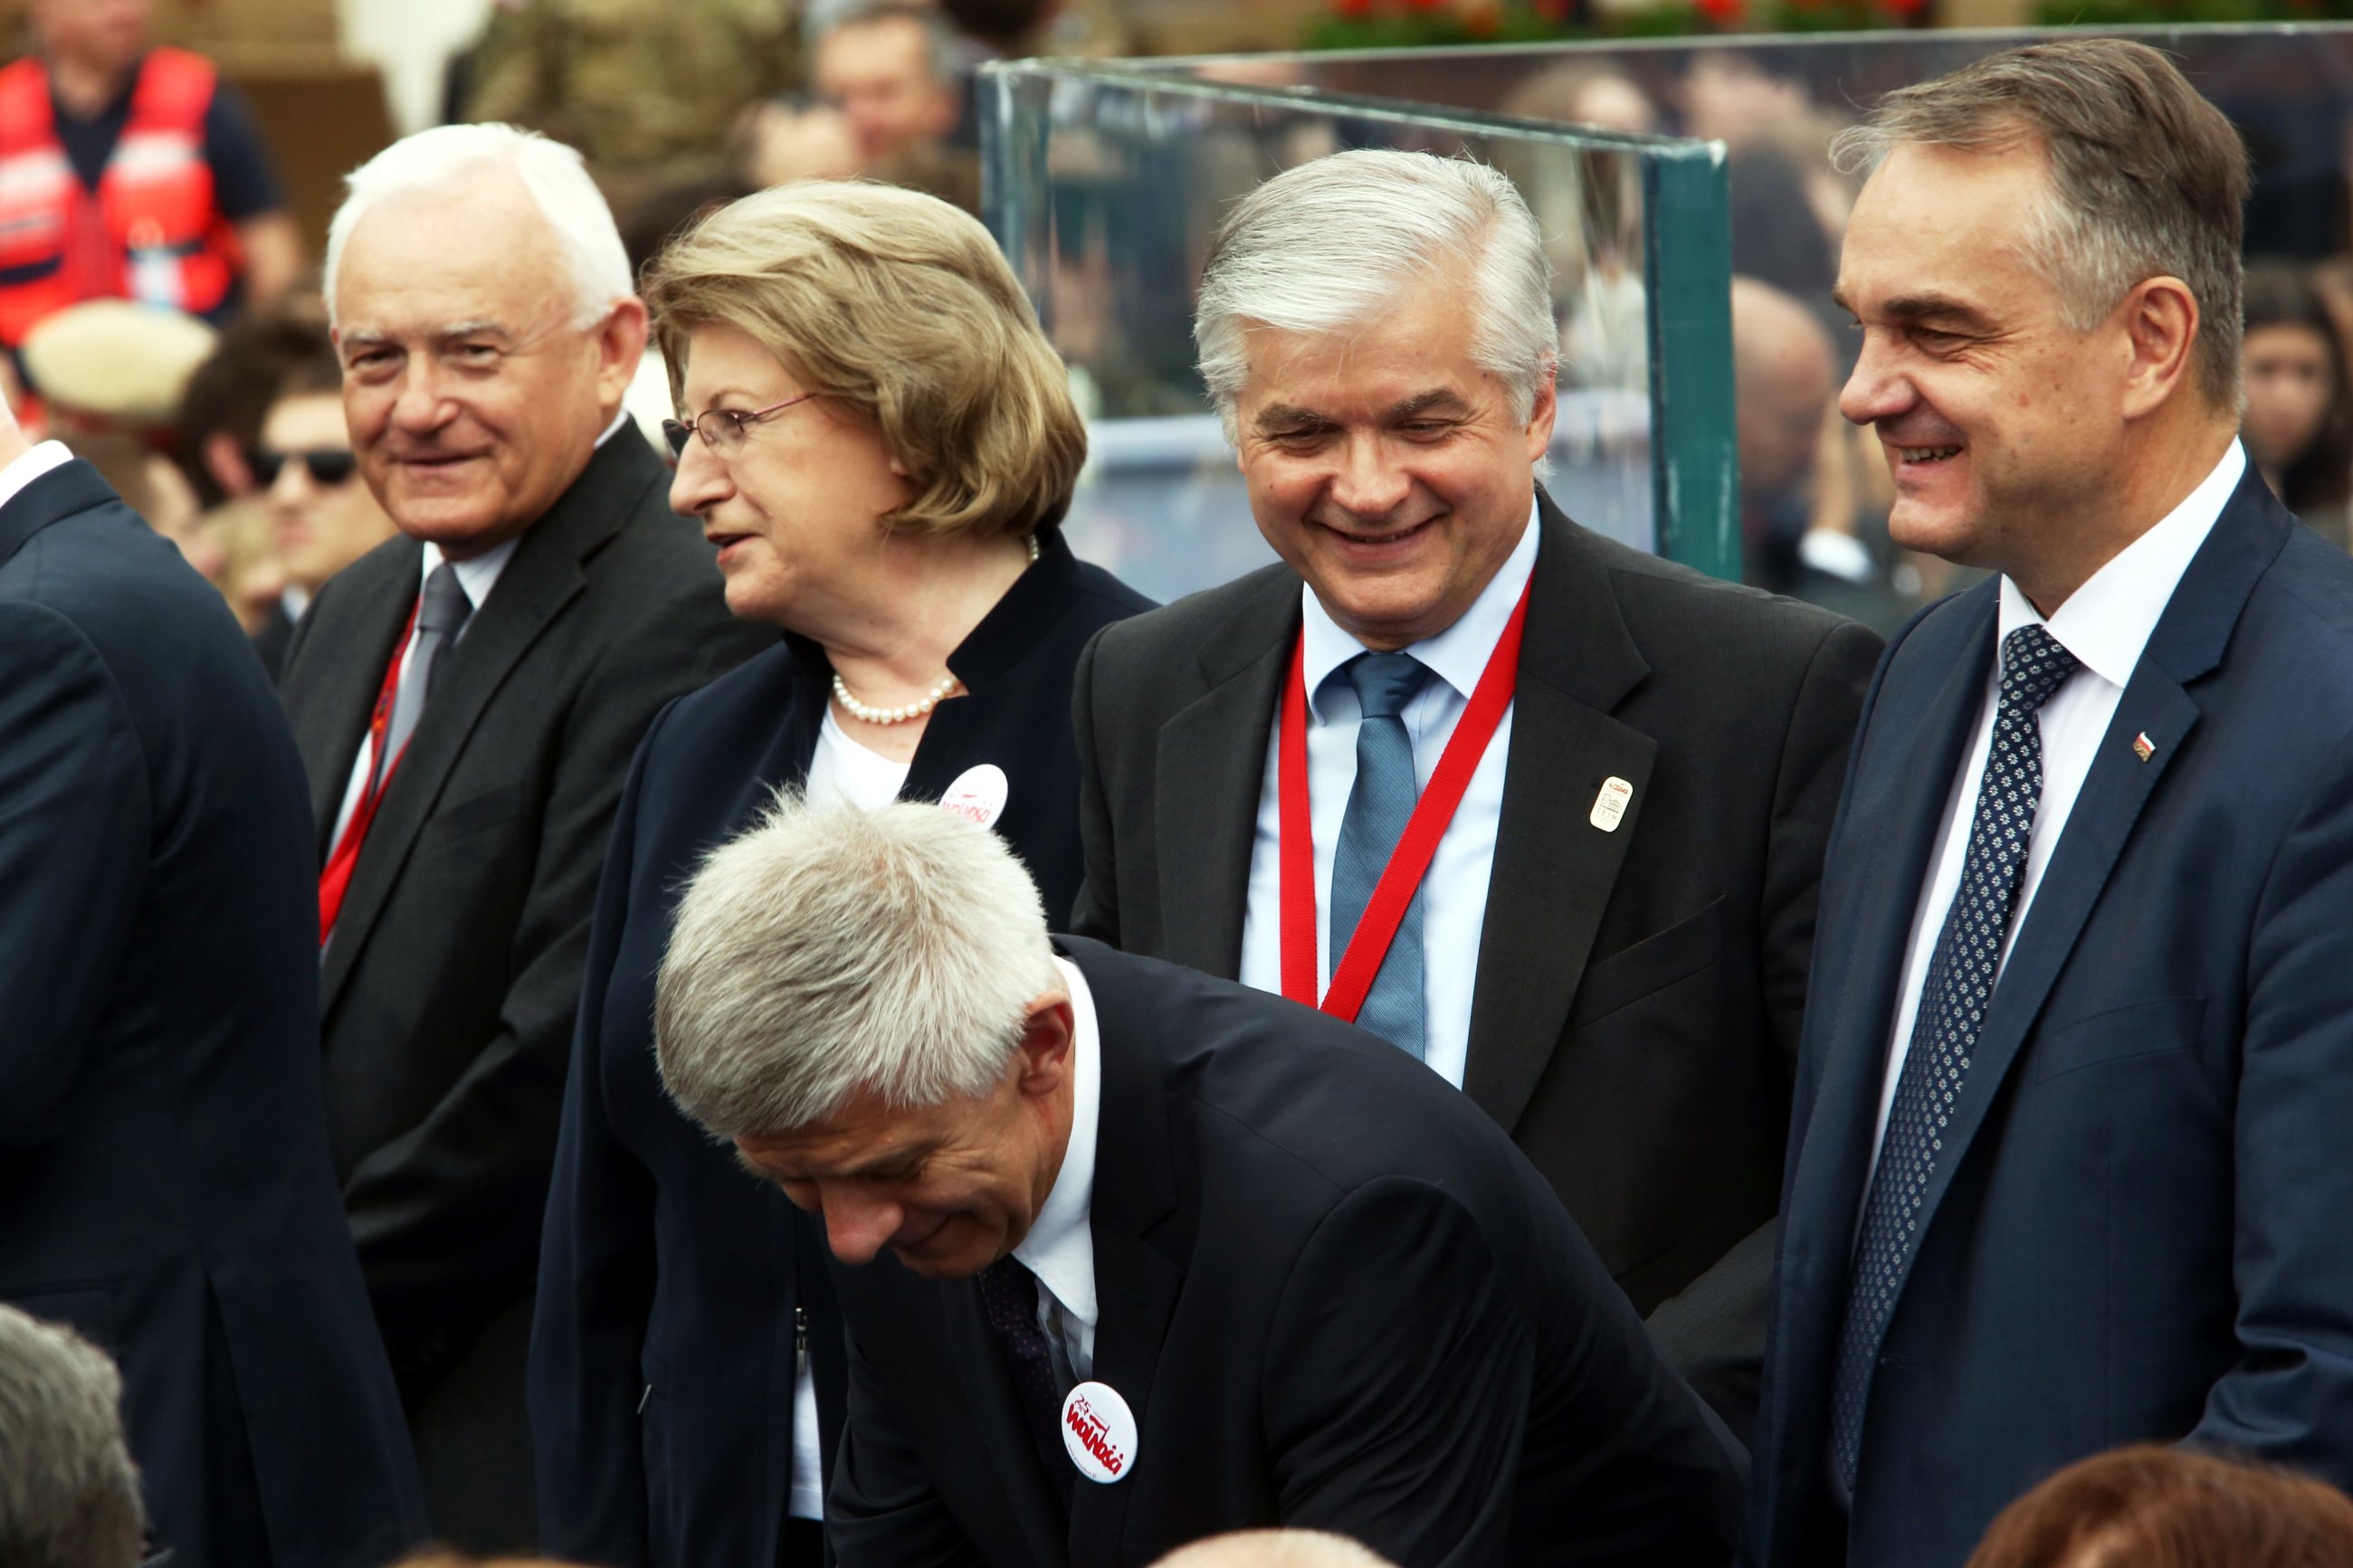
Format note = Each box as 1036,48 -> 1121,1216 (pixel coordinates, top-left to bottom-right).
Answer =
1069,147 -> 1882,1442
274,123 -> 768,1548
653,793 -> 1745,1567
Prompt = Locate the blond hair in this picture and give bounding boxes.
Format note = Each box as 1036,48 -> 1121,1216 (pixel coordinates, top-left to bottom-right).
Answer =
645,180 -> 1086,540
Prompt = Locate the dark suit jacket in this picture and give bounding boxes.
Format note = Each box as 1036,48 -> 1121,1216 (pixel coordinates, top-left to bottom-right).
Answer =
0,460 -> 427,1568
827,937 -> 1747,1568
276,432 -> 771,1544
1070,492 -> 1880,1436
531,533 -> 1149,1567
1751,463 -> 2353,1567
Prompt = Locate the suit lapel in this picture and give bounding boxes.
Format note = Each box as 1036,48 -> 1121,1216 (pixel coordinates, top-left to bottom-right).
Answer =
939,1282 -> 1075,1568
297,543 -> 421,857
1064,939 -> 1183,1566
1886,471 -> 2290,1294
904,532 -> 1088,805
1461,499 -> 1653,1133
1155,573 -> 1297,981
320,438 -> 657,1012
0,461 -> 114,565
1779,593 -> 1995,1308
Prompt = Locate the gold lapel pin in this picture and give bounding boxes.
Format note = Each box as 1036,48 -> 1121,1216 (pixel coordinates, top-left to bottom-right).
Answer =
2132,732 -> 2155,763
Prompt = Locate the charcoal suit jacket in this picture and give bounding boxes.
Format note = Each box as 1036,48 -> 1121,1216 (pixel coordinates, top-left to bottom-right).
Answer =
276,431 -> 771,1545
1069,491 -> 1880,1437
0,457 -> 427,1568
826,938 -> 1748,1568
1751,461 -> 2353,1566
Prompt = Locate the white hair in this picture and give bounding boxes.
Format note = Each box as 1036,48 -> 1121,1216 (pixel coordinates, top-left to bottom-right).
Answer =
1194,148 -> 1558,446
323,122 -> 633,331
654,792 -> 1060,1138
0,1307 -> 144,1568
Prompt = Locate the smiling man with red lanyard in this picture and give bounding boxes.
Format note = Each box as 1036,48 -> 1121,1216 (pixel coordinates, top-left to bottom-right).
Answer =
1069,147 -> 1881,1444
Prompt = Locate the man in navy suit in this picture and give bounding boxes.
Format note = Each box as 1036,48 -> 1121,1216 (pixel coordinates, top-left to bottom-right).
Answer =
1752,37 -> 2353,1567
0,405 -> 428,1563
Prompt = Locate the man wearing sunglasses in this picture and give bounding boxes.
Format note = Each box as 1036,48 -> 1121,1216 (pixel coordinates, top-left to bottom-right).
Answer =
249,336 -> 395,678
274,122 -> 767,1551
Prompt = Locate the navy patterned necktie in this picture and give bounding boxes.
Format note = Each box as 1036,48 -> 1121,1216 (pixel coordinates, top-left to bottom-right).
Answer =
1830,622 -> 2082,1492
976,1258 -> 1072,1504
1329,651 -> 1434,1060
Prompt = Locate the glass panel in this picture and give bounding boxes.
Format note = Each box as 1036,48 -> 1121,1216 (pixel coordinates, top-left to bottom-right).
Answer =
1111,26 -> 2353,630
979,61 -> 1736,603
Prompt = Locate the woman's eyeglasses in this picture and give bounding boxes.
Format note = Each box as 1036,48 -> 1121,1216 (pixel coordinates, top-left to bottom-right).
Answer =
252,448 -> 360,487
664,391 -> 819,458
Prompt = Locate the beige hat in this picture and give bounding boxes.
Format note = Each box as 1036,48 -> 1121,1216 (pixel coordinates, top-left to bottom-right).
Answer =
22,300 -> 221,428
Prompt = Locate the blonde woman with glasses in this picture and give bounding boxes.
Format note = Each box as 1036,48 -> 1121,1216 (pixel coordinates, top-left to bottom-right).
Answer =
528,180 -> 1148,1568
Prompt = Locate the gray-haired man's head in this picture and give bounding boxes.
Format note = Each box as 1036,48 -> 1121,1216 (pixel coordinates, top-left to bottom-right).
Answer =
655,794 -> 1074,1281
0,1307 -> 145,1568
1195,149 -> 1559,654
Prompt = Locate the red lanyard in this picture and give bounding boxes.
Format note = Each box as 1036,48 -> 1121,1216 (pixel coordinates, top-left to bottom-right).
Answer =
1279,580 -> 1531,1022
318,597 -> 420,944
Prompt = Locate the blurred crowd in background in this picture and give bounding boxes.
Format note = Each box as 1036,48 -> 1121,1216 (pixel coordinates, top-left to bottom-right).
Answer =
9,0 -> 2353,690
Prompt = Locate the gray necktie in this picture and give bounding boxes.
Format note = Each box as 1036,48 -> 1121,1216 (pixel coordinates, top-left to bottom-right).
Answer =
372,562 -> 472,794
1829,622 -> 2081,1491
1329,651 -> 1432,1060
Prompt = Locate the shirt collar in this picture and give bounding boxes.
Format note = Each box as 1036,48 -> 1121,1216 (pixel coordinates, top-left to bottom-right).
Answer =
1300,496 -> 1541,719
1996,441 -> 2243,689
1014,956 -> 1100,1330
419,535 -> 520,615
0,440 -> 74,518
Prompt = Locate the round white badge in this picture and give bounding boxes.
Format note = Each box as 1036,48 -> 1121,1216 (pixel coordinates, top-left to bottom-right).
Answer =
938,764 -> 1010,831
1060,1381 -> 1138,1484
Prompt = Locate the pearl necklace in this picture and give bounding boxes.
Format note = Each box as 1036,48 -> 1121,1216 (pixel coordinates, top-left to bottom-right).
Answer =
830,533 -> 1040,726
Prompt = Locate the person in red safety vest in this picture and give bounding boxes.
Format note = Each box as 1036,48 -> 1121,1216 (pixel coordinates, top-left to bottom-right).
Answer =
0,0 -> 303,354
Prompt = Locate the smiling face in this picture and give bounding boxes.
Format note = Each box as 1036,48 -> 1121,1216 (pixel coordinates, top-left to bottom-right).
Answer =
668,321 -> 912,632
1235,272 -> 1554,651
1834,139 -> 2140,578
730,1002 -> 1074,1280
262,393 -> 397,592
332,175 -> 644,558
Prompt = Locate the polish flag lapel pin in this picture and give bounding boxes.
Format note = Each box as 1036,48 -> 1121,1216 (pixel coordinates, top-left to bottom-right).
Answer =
2132,732 -> 2156,763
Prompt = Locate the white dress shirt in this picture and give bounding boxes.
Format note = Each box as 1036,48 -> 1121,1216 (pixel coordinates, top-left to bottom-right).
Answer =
0,439 -> 74,510
1866,442 -> 2244,1173
1015,955 -> 1102,1388
1237,502 -> 1539,1087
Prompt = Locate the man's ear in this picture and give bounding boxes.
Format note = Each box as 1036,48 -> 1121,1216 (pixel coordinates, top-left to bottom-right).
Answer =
1012,991 -> 1075,1098
2119,275 -> 2200,421
594,296 -> 653,410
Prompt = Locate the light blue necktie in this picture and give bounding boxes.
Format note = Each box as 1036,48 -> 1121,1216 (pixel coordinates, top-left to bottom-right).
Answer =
1829,623 -> 2081,1491
1329,651 -> 1432,1060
